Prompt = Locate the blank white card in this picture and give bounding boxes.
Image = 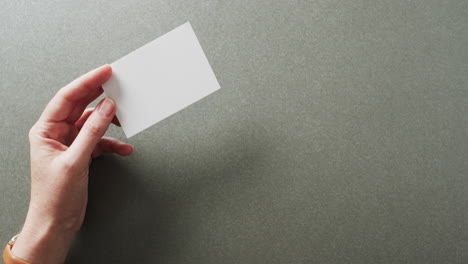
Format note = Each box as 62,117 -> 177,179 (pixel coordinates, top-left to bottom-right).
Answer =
102,22 -> 220,138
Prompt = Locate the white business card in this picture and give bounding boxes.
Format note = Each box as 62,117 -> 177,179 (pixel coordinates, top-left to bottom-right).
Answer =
102,22 -> 220,138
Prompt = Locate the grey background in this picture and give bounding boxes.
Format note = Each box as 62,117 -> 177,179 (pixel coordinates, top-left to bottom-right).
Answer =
1,0 -> 467,263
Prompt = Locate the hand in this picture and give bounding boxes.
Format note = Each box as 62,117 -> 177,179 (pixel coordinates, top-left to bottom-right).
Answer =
11,65 -> 133,263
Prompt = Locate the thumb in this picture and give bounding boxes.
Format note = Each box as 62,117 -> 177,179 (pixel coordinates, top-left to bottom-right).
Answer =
67,98 -> 116,159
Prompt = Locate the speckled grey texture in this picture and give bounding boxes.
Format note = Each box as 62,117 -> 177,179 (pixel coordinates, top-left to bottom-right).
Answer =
1,1 -> 467,263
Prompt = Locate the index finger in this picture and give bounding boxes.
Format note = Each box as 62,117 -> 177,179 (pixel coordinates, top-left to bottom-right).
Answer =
39,65 -> 112,124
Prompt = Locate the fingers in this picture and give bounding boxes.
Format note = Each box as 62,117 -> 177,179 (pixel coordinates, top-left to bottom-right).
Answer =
40,65 -> 112,124
75,107 -> 121,130
66,98 -> 116,159
91,137 -> 133,158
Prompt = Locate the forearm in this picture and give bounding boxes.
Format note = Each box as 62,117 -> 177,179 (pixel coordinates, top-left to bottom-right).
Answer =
11,207 -> 75,264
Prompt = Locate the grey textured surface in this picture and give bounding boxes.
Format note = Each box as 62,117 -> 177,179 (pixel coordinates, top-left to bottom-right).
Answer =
1,0 -> 467,263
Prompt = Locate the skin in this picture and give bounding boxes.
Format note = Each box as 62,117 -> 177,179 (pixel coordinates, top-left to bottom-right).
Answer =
11,65 -> 133,263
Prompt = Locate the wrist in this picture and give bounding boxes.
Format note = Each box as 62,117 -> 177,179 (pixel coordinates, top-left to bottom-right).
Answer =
11,209 -> 75,264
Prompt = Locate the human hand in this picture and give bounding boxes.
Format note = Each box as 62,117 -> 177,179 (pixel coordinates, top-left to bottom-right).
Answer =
11,65 -> 133,263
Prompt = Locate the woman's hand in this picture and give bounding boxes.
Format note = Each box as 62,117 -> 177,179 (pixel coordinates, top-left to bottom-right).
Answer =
11,65 -> 133,263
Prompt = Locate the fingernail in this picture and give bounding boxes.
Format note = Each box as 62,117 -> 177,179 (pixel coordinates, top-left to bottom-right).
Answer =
97,98 -> 114,117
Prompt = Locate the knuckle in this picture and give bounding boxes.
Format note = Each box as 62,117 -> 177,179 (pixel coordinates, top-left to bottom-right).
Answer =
84,119 -> 103,138
28,127 -> 35,139
28,125 -> 39,142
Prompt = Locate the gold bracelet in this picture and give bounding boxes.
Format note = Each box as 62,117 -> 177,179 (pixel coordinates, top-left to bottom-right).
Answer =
2,234 -> 30,264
